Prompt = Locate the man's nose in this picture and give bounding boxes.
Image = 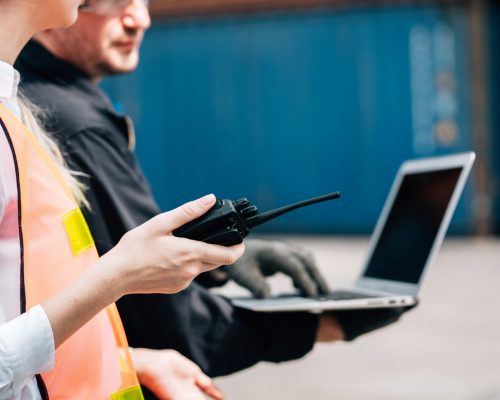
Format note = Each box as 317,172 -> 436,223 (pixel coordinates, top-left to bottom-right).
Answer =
122,0 -> 151,30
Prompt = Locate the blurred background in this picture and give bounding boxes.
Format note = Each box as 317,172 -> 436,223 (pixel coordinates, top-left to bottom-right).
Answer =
101,0 -> 499,398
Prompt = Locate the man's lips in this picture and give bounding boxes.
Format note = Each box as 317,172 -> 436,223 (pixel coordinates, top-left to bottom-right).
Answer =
113,36 -> 142,49
114,40 -> 139,50
115,40 -> 137,48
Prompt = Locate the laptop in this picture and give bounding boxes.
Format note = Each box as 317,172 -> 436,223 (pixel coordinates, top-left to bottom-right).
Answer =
231,152 -> 476,312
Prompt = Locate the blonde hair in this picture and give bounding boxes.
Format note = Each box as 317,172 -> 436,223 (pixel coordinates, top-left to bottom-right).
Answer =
17,94 -> 90,209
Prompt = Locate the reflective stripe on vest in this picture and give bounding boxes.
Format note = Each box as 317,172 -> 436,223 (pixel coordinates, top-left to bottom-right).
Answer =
0,104 -> 143,400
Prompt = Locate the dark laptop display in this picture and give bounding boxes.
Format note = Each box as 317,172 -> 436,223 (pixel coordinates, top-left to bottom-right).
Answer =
363,167 -> 462,284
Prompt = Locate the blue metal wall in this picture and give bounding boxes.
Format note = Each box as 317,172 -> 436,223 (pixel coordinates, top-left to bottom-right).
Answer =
102,4 -> 475,234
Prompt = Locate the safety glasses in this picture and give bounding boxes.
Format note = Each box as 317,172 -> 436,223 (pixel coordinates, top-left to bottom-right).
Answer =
80,0 -> 151,16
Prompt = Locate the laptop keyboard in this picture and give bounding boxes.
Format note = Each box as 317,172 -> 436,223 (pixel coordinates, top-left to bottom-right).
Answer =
317,290 -> 381,301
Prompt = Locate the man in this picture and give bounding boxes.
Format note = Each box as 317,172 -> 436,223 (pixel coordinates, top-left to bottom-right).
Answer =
17,0 -> 411,397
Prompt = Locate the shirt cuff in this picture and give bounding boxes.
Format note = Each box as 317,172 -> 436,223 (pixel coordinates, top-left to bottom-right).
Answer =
231,306 -> 320,364
259,310 -> 320,362
0,305 -> 55,394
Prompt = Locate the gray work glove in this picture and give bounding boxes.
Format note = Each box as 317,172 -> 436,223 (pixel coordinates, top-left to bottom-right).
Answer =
225,239 -> 331,298
333,303 -> 418,341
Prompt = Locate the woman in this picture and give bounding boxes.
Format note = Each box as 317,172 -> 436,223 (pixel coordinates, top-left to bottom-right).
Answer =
0,0 -> 244,399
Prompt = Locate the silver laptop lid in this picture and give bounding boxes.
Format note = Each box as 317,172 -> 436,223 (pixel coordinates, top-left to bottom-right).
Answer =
356,152 -> 475,296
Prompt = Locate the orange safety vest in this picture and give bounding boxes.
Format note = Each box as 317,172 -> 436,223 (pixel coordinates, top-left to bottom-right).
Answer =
0,103 -> 143,400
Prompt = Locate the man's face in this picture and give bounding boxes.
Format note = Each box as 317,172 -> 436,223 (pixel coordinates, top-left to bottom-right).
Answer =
44,0 -> 151,79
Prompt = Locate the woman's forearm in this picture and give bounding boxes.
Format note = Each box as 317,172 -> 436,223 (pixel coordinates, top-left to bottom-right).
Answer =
41,256 -> 121,349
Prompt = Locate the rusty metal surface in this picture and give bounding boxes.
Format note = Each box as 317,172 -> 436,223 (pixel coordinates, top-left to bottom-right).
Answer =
150,0 -> 464,20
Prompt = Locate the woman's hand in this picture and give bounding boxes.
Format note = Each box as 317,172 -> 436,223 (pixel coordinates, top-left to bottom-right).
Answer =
102,194 -> 245,297
44,194 -> 244,349
132,348 -> 223,400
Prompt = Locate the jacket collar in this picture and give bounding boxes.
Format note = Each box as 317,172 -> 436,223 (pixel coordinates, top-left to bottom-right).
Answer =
17,40 -> 116,113
17,40 -> 91,86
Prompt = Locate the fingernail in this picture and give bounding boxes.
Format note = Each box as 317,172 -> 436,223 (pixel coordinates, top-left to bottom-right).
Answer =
200,194 -> 215,206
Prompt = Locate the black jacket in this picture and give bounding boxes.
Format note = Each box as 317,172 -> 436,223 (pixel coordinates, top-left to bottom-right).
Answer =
17,40 -> 318,382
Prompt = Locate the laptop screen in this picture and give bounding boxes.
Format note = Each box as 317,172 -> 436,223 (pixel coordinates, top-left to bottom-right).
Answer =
363,167 -> 463,284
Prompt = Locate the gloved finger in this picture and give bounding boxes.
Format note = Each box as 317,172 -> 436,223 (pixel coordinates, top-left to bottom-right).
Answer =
225,258 -> 272,298
263,250 -> 319,298
194,268 -> 230,288
292,248 -> 331,296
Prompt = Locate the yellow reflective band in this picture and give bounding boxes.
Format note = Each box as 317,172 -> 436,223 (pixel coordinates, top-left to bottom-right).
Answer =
62,208 -> 95,256
110,385 -> 144,400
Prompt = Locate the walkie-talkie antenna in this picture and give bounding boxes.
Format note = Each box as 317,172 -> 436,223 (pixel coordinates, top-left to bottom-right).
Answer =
245,192 -> 341,228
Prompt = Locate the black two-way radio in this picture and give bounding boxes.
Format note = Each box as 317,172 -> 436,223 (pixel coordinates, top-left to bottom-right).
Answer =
173,192 -> 341,246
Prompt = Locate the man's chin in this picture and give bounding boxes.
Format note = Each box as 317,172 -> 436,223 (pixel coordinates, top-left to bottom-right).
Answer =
105,55 -> 139,76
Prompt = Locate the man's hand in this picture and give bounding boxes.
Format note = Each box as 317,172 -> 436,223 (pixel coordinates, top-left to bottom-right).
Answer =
132,348 -> 223,400
317,305 -> 417,342
225,239 -> 330,298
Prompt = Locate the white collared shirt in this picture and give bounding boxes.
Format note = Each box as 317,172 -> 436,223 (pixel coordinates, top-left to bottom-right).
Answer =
0,60 -> 55,400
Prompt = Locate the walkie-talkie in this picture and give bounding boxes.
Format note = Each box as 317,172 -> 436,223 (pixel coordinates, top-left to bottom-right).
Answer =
173,192 -> 341,246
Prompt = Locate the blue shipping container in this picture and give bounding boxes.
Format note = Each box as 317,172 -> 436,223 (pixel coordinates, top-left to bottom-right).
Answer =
103,4 -> 475,234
